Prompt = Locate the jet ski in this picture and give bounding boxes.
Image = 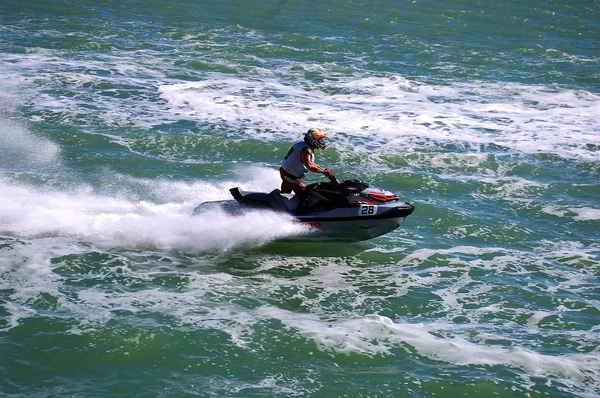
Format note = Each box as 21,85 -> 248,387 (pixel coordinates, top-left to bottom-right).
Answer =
193,176 -> 415,242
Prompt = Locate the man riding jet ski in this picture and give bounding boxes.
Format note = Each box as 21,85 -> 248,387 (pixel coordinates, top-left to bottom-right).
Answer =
193,129 -> 415,241
279,128 -> 333,214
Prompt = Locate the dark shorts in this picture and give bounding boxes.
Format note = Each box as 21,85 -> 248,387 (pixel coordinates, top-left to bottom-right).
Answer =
279,167 -> 306,197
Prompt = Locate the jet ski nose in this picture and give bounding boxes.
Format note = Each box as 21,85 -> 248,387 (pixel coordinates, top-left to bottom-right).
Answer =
390,202 -> 415,218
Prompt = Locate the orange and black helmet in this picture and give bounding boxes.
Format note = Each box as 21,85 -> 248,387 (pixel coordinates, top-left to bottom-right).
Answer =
304,128 -> 328,150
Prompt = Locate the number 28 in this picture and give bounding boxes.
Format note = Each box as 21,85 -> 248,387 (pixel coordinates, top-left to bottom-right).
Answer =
359,205 -> 376,216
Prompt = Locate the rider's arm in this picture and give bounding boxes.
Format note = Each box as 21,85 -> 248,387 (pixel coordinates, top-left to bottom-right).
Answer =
301,148 -> 326,173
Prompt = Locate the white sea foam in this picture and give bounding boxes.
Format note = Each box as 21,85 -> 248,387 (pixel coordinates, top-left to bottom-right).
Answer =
0,117 -> 61,168
572,207 -> 600,222
2,50 -> 597,163
0,175 -> 305,252
257,310 -> 600,386
542,205 -> 600,222
18,266 -> 593,388
0,106 -> 302,252
2,233 -> 598,395
156,75 -> 600,162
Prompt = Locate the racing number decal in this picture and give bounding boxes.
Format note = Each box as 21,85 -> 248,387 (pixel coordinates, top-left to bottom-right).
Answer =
358,205 -> 377,216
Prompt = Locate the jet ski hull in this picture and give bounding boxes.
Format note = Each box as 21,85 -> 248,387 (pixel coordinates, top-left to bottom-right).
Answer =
193,180 -> 415,242
297,216 -> 409,242
193,200 -> 411,242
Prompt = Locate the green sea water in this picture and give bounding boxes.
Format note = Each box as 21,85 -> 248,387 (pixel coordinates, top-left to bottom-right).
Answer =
1,0 -> 599,396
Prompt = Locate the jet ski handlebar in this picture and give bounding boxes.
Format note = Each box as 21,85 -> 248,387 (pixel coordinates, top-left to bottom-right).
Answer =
322,168 -> 339,184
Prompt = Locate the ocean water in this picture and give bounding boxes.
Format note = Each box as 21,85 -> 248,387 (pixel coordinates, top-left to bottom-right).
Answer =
1,0 -> 599,396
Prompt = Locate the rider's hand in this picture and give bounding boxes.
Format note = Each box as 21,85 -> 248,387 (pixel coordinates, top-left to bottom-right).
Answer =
323,168 -> 333,178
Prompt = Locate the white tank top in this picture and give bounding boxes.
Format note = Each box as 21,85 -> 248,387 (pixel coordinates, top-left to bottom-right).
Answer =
281,141 -> 312,178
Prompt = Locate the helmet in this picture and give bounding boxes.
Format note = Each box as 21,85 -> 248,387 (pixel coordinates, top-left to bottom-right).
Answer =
304,128 -> 328,150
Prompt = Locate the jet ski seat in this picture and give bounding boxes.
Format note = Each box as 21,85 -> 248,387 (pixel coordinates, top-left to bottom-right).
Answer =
229,188 -> 299,212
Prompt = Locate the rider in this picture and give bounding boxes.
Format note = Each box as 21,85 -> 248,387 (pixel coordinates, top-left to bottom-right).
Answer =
280,128 -> 334,214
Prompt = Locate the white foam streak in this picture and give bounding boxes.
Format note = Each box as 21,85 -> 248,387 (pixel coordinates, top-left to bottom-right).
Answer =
3,50 -> 598,162
542,205 -> 600,221
0,118 -> 61,168
263,310 -> 599,382
572,207 -> 600,222
0,176 -> 304,252
157,76 -> 600,161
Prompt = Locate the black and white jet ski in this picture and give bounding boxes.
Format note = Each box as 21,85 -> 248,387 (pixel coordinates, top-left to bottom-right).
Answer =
193,176 -> 415,242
